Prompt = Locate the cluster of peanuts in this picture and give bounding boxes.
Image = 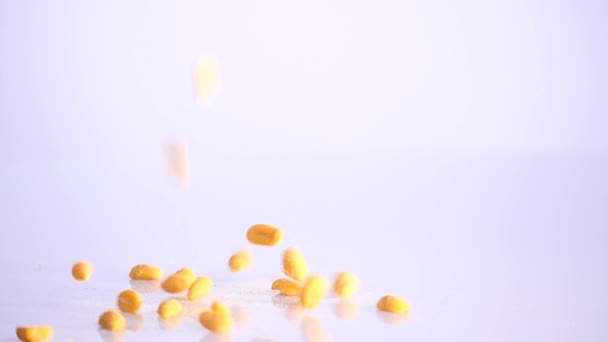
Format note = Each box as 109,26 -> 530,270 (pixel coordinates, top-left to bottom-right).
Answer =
14,56 -> 409,341
15,224 -> 410,341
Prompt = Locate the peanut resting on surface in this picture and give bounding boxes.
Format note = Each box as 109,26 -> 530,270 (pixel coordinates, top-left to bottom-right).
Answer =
272,278 -> 303,296
15,326 -> 53,342
158,299 -> 182,319
129,264 -> 163,280
118,289 -> 142,314
162,267 -> 196,293
199,301 -> 233,333
99,310 -> 126,331
376,295 -> 410,314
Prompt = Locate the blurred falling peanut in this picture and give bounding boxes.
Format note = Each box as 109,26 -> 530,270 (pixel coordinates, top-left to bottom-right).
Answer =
229,249 -> 252,272
165,142 -> 191,189
193,54 -> 220,107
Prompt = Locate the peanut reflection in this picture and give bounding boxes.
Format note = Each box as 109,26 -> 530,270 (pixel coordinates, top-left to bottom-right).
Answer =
333,299 -> 359,320
300,316 -> 331,342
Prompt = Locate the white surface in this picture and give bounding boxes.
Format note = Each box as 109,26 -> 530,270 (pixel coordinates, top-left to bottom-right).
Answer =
1,153 -> 607,341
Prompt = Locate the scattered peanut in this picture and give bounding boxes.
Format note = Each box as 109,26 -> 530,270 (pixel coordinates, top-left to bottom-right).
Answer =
129,264 -> 164,280
200,301 -> 233,333
117,289 -> 142,314
98,310 -> 126,331
15,326 -> 53,342
377,295 -> 410,314
272,278 -> 303,296
71,261 -> 93,281
158,299 -> 182,319
246,224 -> 284,246
162,268 -> 196,293
188,276 -> 213,301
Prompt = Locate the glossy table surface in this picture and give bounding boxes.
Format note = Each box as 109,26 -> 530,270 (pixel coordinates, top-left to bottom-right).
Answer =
1,153 -> 607,341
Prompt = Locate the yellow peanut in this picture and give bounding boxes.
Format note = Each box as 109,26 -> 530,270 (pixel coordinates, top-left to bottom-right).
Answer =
199,303 -> 233,333
98,310 -> 126,331
162,268 -> 196,293
282,248 -> 308,282
333,272 -> 359,298
300,275 -> 328,309
129,264 -> 163,280
117,289 -> 142,314
246,224 -> 284,246
158,299 -> 182,319
188,276 -> 213,301
377,295 -> 410,314
15,326 -> 53,342
228,250 -> 252,272
71,261 -> 92,281
211,301 -> 231,315
271,278 -> 302,296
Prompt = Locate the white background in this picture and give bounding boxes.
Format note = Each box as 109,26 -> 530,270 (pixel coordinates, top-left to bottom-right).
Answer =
1,0 -> 607,341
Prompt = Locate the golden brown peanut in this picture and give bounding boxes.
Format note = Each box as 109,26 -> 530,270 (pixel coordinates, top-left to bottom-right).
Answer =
246,224 -> 284,246
300,275 -> 328,309
117,289 -> 142,314
376,295 -> 410,314
271,278 -> 303,296
162,268 -> 196,293
188,276 -> 213,301
228,250 -> 252,272
129,264 -> 163,280
199,305 -> 233,333
71,261 -> 93,281
282,248 -> 308,282
158,299 -> 182,319
333,272 -> 359,298
15,326 -> 53,342
99,310 -> 126,331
